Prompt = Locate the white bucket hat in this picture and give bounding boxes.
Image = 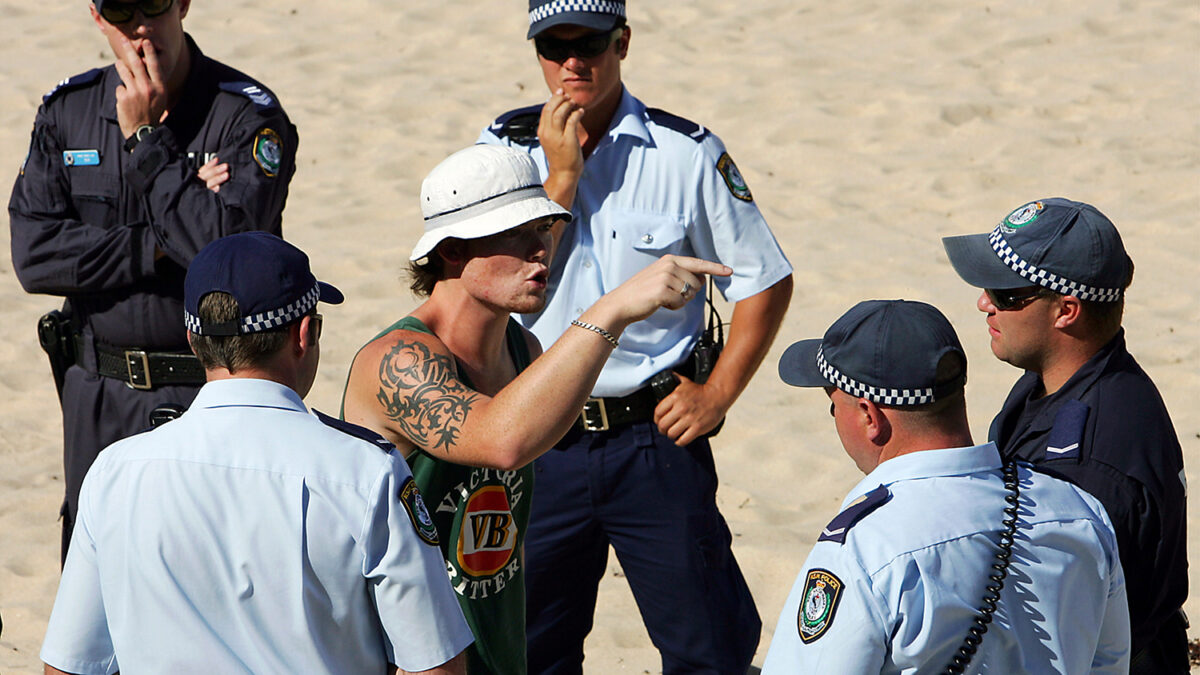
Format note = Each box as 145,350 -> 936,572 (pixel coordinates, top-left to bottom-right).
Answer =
410,145 -> 572,262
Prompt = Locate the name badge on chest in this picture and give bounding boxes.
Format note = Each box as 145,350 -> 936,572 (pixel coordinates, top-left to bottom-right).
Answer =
62,149 -> 100,167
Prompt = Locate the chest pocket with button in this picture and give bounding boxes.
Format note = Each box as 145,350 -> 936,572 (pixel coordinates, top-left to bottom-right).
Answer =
608,210 -> 691,283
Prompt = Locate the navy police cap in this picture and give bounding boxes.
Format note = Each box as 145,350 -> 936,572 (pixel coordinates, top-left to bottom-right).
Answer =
184,232 -> 343,337
528,0 -> 626,39
942,197 -> 1132,302
779,300 -> 966,407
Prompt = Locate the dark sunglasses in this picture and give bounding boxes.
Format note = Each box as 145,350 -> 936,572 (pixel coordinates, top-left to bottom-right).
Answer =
311,313 -> 323,339
985,286 -> 1052,311
99,0 -> 174,24
534,27 -> 623,62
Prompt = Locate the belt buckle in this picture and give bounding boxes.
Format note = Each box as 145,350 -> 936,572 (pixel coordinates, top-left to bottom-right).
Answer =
580,397 -> 609,432
125,349 -> 152,390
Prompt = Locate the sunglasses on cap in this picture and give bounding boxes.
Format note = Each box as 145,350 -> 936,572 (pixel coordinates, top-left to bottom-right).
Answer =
98,0 -> 174,24
534,27 -> 623,62
985,286 -> 1054,311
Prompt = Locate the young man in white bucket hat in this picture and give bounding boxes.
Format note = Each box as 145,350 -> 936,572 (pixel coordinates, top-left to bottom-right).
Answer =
341,144 -> 728,675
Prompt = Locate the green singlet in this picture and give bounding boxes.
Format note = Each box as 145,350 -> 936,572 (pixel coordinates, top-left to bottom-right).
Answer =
342,316 -> 533,675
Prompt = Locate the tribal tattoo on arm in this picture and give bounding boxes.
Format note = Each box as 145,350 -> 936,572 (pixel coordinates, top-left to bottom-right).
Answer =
376,339 -> 481,452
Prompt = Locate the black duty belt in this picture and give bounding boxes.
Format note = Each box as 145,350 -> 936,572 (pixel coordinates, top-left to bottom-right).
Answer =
577,385 -> 658,432
76,336 -> 206,390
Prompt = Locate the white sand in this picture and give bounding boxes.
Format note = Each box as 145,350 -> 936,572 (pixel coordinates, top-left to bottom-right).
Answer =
1,1 -> 1197,672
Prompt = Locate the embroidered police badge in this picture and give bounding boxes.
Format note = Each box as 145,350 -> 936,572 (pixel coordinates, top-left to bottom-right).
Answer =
1001,201 -> 1043,233
399,477 -> 439,546
716,152 -> 753,202
252,128 -> 283,177
797,568 -> 843,643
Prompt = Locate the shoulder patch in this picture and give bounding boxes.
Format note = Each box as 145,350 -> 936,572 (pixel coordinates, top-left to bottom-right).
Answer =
716,152 -> 753,202
1044,399 -> 1090,460
252,128 -> 284,177
645,107 -> 709,142
797,568 -> 844,644
487,104 -> 543,146
218,81 -> 279,112
399,476 -> 440,546
313,409 -> 396,454
43,68 -> 104,104
818,485 -> 890,543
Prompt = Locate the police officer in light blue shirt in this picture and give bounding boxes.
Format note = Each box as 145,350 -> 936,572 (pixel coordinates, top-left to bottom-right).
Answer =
764,299 -> 1129,674
477,1 -> 793,671
40,232 -> 472,675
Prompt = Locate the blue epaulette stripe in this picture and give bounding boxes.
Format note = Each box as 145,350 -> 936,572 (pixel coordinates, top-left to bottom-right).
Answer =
1045,400 -> 1089,460
218,81 -> 278,111
313,410 -> 396,453
646,107 -> 708,142
818,485 -> 890,544
43,68 -> 104,104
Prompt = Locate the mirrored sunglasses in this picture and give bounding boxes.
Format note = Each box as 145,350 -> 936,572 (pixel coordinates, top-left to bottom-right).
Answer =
534,27 -> 623,62
100,0 -> 174,24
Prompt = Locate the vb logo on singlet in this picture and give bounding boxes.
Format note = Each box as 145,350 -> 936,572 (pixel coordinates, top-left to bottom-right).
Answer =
458,485 -> 519,576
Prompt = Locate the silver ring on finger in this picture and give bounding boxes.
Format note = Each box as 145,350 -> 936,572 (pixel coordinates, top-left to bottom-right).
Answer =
680,281 -> 691,298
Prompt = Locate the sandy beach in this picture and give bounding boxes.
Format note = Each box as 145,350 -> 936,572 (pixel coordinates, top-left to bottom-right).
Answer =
1,1 -> 1197,671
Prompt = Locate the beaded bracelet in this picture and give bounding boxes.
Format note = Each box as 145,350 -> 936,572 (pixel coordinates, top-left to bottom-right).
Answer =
570,319 -> 619,348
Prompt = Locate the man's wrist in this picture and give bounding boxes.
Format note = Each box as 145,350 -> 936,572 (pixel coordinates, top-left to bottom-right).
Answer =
123,124 -> 159,153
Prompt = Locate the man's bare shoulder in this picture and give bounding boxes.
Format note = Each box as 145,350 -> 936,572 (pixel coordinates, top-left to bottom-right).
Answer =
346,325 -> 481,455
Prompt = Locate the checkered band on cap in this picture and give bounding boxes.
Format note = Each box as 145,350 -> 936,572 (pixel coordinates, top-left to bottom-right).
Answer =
988,227 -> 1124,302
184,283 -> 320,335
530,0 -> 625,25
816,346 -> 936,406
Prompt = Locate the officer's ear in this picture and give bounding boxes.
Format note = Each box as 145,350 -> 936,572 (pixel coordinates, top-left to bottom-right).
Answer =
861,398 -> 892,447
1051,295 -> 1084,331
177,0 -> 191,20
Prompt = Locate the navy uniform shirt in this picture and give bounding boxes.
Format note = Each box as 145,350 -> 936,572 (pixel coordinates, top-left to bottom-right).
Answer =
9,34 -> 297,351
990,329 -> 1186,654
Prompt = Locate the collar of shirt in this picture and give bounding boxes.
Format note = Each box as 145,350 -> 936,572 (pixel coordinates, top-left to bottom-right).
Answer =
189,377 -> 309,415
593,87 -> 650,155
840,442 -> 1002,511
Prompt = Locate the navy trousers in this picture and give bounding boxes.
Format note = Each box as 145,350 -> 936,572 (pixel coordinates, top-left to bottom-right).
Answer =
525,422 -> 760,674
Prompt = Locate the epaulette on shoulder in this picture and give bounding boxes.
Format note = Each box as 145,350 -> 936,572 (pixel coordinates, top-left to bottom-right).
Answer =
43,68 -> 104,105
645,107 -> 709,142
1044,399 -> 1090,460
313,409 -> 396,454
818,485 -> 891,544
487,104 -> 542,146
218,81 -> 280,112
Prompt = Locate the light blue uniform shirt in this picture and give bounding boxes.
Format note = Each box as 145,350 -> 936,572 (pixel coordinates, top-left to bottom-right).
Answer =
41,379 -> 474,675
762,443 -> 1129,674
479,89 -> 792,396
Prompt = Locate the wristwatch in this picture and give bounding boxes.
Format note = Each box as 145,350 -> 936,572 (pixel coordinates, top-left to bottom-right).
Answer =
123,124 -> 158,152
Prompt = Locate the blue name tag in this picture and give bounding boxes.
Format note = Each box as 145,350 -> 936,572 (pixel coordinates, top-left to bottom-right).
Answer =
63,149 -> 100,167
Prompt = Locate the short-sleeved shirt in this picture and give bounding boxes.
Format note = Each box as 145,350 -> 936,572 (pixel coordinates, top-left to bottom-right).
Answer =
990,329 -> 1186,653
479,88 -> 792,396
41,378 -> 473,675
762,443 -> 1130,674
345,316 -> 534,675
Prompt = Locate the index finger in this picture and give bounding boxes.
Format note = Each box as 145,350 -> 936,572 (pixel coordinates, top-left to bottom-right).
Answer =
668,256 -> 732,277
110,31 -> 146,82
142,40 -> 163,87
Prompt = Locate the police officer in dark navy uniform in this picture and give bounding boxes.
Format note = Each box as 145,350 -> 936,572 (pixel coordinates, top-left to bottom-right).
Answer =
9,0 -> 298,563
944,198 -> 1188,674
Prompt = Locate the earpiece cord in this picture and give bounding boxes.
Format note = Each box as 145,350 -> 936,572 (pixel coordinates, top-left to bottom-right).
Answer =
943,461 -> 1020,674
